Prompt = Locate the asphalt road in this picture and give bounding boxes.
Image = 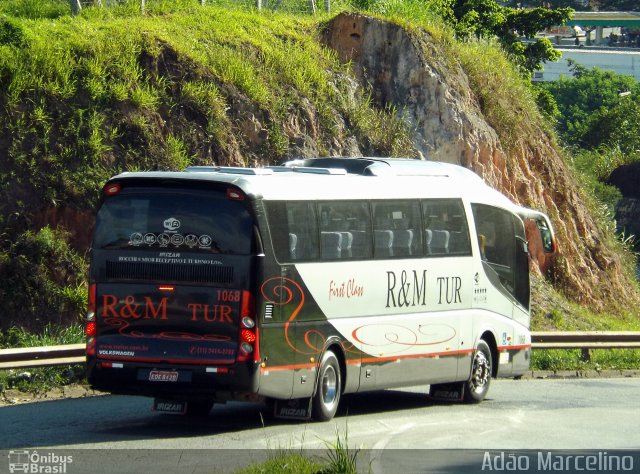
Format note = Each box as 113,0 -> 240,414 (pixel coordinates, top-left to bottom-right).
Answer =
1,378 -> 639,473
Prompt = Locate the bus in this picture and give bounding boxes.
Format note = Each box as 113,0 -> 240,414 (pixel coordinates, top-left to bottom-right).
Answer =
86,157 -> 556,420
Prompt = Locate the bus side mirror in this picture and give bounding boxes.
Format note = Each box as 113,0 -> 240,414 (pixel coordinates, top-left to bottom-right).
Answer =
536,219 -> 557,255
523,217 -> 557,275
516,235 -> 529,254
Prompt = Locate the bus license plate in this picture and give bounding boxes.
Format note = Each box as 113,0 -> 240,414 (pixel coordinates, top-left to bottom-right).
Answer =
149,370 -> 179,382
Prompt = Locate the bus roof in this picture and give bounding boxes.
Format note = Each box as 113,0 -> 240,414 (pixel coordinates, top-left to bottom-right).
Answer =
107,158 -> 517,210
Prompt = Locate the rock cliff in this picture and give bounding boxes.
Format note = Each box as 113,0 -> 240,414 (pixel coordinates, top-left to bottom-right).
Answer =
609,162 -> 640,262
323,13 -> 638,309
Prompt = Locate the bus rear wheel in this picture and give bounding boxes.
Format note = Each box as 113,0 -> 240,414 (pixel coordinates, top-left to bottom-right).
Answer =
313,350 -> 341,421
464,340 -> 492,403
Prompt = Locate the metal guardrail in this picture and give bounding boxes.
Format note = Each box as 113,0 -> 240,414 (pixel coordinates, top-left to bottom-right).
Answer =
0,344 -> 85,370
531,331 -> 640,361
1,332 -> 640,369
531,331 -> 640,348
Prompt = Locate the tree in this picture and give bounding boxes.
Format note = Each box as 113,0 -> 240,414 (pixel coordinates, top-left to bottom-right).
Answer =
504,1 -> 587,10
578,98 -> 640,153
539,62 -> 640,146
592,0 -> 640,11
437,0 -> 573,75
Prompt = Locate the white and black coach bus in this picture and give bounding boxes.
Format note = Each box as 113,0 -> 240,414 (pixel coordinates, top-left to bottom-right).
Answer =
86,157 -> 556,420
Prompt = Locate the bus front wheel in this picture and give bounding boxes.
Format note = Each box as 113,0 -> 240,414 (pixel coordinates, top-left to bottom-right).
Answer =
313,350 -> 341,421
464,340 -> 492,403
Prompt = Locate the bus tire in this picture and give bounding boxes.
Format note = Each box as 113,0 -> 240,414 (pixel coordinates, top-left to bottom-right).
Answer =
313,350 -> 341,421
186,400 -> 214,416
464,340 -> 492,403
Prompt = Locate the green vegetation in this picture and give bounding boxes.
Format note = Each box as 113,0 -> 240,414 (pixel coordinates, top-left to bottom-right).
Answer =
504,1 -> 640,11
0,364 -> 84,394
533,349 -> 640,372
0,0 -> 639,381
238,427 -> 359,474
0,227 -> 87,331
539,63 -> 640,248
237,453 -> 324,474
0,323 -> 83,349
446,0 -> 571,75
539,62 -> 640,150
0,0 -> 414,333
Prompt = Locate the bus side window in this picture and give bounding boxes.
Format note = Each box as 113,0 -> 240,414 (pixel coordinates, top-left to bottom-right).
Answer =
265,201 -> 319,262
288,202 -> 319,260
372,200 -> 421,258
472,203 -> 529,309
422,199 -> 471,256
319,201 -> 371,260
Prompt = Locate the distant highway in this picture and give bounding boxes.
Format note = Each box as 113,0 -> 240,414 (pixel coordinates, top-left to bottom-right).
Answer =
1,378 -> 639,473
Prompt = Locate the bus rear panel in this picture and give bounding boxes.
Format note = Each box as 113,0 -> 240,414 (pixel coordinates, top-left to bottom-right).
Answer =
86,180 -> 261,402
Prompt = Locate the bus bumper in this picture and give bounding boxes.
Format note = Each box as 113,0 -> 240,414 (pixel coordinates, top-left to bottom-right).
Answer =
87,358 -> 261,402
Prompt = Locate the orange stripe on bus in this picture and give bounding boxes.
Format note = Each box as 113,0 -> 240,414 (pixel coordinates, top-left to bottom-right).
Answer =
498,344 -> 531,351
261,363 -> 316,372
261,346 -> 531,372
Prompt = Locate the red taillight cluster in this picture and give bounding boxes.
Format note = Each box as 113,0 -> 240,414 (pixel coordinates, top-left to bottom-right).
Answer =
85,321 -> 96,337
103,183 -> 121,196
226,186 -> 245,201
86,283 -> 96,356
236,290 -> 258,363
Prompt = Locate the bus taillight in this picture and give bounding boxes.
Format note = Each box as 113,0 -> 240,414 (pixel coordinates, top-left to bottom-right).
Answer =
86,321 -> 96,337
226,187 -> 245,201
88,283 -> 96,315
86,337 -> 96,357
241,329 -> 256,343
237,290 -> 259,362
241,289 -> 255,319
86,283 -> 96,356
103,183 -> 122,196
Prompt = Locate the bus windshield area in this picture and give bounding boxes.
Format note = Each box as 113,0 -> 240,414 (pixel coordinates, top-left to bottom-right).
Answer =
93,189 -> 253,255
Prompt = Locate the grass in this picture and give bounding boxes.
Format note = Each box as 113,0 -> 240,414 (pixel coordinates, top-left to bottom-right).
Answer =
237,424 -> 360,474
533,348 -> 640,372
1,1 -> 414,211
530,274 -> 640,332
0,323 -> 83,349
237,453 -> 324,474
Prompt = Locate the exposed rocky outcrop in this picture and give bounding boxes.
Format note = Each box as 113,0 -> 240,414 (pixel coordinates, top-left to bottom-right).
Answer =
608,162 -> 640,252
323,13 -> 638,309
608,162 -> 640,199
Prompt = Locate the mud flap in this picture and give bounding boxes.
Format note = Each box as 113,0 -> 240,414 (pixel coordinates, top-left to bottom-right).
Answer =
153,398 -> 187,414
429,382 -> 465,402
273,398 -> 312,420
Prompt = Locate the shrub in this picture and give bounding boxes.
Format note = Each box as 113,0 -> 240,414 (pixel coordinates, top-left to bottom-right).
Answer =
0,227 -> 87,332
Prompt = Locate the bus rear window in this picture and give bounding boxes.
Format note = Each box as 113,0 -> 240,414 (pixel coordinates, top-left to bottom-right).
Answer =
93,189 -> 254,254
